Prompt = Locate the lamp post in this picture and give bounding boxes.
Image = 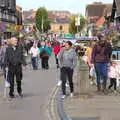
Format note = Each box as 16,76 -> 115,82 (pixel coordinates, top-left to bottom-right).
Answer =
75,15 -> 81,36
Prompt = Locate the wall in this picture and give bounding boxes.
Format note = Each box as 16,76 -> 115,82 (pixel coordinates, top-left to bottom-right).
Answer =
51,23 -> 70,33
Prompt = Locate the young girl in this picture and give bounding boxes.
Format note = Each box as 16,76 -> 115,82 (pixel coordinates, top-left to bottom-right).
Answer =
108,62 -> 118,93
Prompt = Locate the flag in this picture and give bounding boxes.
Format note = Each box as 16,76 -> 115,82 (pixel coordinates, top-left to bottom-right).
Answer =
96,17 -> 105,27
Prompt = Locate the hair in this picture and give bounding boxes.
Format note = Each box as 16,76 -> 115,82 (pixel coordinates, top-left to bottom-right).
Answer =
66,41 -> 73,47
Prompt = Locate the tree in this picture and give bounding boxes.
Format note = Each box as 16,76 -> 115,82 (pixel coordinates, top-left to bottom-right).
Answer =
35,7 -> 50,33
69,15 -> 86,35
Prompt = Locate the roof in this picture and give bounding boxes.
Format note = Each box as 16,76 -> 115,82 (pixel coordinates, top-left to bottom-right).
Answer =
23,10 -> 71,23
16,5 -> 22,12
51,19 -> 70,24
86,2 -> 112,17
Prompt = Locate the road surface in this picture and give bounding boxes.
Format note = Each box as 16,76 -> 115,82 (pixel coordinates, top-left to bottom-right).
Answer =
0,56 -> 59,120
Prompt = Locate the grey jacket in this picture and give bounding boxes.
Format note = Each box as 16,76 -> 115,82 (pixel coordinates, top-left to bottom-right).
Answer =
58,48 -> 77,69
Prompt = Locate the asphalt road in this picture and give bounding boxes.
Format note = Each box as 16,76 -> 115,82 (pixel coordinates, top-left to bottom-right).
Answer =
0,56 -> 59,120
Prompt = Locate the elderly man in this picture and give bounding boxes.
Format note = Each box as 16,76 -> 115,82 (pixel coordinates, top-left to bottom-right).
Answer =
4,37 -> 26,98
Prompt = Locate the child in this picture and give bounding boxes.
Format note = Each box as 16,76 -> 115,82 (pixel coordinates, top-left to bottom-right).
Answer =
108,62 -> 117,93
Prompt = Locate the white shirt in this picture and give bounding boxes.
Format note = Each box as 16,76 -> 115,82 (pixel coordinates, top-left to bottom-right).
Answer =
108,66 -> 118,78
29,47 -> 40,57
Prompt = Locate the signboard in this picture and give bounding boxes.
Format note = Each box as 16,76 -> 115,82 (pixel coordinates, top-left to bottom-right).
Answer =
75,16 -> 80,26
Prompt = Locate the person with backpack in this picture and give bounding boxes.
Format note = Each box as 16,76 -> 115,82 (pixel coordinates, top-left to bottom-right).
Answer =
91,35 -> 112,94
39,41 -> 51,70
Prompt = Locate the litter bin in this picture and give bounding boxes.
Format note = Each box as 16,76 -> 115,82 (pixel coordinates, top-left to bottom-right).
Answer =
77,58 -> 89,95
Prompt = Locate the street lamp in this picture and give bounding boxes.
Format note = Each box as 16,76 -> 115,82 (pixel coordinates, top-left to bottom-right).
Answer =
75,15 -> 81,36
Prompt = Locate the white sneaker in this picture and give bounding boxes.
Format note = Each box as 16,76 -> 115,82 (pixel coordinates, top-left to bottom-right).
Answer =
70,93 -> 74,98
61,95 -> 66,99
57,81 -> 62,86
114,90 -> 117,94
66,83 -> 69,87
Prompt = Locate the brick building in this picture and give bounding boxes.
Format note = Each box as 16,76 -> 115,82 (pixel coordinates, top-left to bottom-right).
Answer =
86,2 -> 112,24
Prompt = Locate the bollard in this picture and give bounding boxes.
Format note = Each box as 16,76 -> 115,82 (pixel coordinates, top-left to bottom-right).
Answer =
77,57 -> 90,96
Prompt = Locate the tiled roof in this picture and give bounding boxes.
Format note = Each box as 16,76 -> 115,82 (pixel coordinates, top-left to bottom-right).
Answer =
86,2 -> 112,17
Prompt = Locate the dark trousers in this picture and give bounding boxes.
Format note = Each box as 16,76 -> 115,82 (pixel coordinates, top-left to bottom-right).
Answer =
41,57 -> 49,69
61,67 -> 74,95
8,69 -> 22,96
31,57 -> 38,70
108,78 -> 117,90
55,55 -> 59,66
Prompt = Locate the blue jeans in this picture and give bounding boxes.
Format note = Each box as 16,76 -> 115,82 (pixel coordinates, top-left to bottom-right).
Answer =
94,62 -> 108,84
31,57 -> 38,70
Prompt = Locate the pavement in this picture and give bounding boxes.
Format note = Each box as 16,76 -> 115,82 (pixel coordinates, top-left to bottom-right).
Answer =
62,68 -> 120,120
0,56 -> 59,120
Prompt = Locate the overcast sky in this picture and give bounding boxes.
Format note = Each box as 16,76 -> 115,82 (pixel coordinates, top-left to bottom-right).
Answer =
16,0 -> 113,15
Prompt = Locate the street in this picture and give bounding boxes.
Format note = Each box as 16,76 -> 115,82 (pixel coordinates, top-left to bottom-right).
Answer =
0,56 -> 58,120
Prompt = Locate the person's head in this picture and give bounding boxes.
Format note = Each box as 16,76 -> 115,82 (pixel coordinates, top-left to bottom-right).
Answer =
33,43 -> 37,48
65,41 -> 73,50
10,37 -> 18,46
41,41 -> 46,46
62,41 -> 66,47
111,61 -> 117,67
98,34 -> 106,43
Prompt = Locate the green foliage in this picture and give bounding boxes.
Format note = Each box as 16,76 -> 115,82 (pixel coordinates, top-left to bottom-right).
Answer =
69,15 -> 86,35
35,7 -> 50,32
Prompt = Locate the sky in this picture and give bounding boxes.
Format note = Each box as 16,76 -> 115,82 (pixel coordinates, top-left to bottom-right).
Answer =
16,0 -> 113,15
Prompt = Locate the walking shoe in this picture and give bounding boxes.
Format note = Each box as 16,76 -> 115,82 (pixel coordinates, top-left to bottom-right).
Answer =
61,95 -> 66,99
9,94 -> 15,98
19,93 -> 23,98
57,81 -> 62,86
70,93 -> 74,98
66,83 -> 69,87
114,90 -> 117,94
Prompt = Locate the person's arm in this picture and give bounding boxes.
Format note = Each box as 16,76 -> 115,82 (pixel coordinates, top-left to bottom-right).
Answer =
4,48 -> 9,68
57,48 -> 64,68
91,45 -> 96,64
72,50 -> 77,69
46,47 -> 51,56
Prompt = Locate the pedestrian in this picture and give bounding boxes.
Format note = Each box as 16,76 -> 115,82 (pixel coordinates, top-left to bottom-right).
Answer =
53,40 -> 60,68
29,43 -> 40,70
91,35 -> 112,94
39,41 -> 51,70
85,42 -> 96,84
108,62 -> 118,93
58,41 -> 77,99
4,37 -> 26,98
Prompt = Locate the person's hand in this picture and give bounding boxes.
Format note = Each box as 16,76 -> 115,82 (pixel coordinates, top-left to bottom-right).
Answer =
22,65 -> 26,70
90,64 -> 94,67
5,67 -> 8,71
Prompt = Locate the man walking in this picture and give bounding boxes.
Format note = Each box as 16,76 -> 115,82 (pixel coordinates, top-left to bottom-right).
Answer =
29,43 -> 40,70
39,41 -> 51,70
4,37 -> 26,98
58,41 -> 77,99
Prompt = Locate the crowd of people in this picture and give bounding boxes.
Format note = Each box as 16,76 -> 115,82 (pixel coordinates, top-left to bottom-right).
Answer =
85,34 -> 120,94
0,33 -> 120,99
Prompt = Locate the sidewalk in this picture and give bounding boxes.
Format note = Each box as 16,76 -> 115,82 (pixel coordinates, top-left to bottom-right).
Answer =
63,80 -> 120,120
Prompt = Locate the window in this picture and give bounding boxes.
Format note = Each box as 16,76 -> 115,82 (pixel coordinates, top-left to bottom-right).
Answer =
59,25 -> 63,31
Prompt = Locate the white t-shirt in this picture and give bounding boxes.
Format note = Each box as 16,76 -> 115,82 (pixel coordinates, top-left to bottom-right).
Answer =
29,47 -> 40,57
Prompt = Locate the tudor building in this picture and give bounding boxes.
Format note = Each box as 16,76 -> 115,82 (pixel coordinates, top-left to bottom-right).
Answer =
0,0 -> 16,39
